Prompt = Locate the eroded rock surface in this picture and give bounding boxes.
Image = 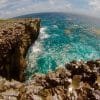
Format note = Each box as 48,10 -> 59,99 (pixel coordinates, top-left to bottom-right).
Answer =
0,60 -> 100,100
0,18 -> 40,81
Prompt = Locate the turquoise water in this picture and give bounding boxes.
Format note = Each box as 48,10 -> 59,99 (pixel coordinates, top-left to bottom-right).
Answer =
24,13 -> 100,79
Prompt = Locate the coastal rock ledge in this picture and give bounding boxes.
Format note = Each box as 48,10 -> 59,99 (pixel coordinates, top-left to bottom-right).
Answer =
0,60 -> 100,100
0,18 -> 40,81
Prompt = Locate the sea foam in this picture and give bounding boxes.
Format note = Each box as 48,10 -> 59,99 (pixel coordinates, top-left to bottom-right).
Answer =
29,27 -> 49,54
26,26 -> 50,74
39,27 -> 50,39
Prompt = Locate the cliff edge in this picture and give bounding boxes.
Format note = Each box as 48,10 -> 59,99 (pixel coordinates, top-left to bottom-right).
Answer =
0,18 -> 40,81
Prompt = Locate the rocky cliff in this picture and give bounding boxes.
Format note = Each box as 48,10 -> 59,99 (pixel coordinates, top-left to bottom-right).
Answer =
0,18 -> 40,81
0,60 -> 99,100
0,19 -> 100,100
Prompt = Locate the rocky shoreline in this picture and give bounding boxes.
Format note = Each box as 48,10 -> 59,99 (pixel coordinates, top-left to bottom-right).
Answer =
0,18 -> 40,81
0,19 -> 100,100
0,60 -> 100,100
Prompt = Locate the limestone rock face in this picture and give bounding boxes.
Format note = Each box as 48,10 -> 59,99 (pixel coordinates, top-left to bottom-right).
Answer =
0,60 -> 99,100
0,18 -> 40,81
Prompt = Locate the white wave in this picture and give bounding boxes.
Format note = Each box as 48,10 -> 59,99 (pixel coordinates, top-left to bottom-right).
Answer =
31,26 -> 50,53
39,27 -> 50,39
74,24 -> 78,27
26,41 -> 43,68
53,25 -> 58,28
29,27 -> 49,57
31,41 -> 42,53
26,26 -> 50,73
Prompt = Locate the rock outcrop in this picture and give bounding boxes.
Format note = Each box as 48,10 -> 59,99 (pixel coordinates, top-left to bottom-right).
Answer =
0,60 -> 99,100
0,18 -> 40,81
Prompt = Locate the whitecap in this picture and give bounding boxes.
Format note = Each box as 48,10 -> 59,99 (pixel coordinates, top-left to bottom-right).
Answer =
53,25 -> 58,28
26,26 -> 51,72
31,26 -> 49,53
74,24 -> 78,27
31,41 -> 42,53
26,43 -> 42,69
39,27 -> 50,39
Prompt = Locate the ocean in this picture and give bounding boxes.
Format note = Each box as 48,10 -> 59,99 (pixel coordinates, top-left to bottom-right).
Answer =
20,13 -> 100,79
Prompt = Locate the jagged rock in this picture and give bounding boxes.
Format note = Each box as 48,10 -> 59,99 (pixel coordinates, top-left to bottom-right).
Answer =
0,18 -> 40,81
0,57 -> 100,99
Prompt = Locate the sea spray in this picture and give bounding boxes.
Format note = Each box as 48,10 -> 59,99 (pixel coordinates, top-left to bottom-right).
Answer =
39,27 -> 50,39
25,26 -> 50,79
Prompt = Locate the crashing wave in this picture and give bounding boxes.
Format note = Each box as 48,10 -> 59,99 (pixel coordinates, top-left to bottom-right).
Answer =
39,27 -> 50,39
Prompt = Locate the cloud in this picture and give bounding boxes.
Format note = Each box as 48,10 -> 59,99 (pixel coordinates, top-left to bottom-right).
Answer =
0,0 -> 100,18
89,0 -> 100,10
0,0 -> 8,4
0,0 -> 72,18
88,0 -> 100,15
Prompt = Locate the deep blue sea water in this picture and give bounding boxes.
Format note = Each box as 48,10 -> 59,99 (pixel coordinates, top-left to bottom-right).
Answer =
20,13 -> 100,79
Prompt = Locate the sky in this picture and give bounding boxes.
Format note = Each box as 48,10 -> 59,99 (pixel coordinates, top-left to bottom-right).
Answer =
0,0 -> 100,18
